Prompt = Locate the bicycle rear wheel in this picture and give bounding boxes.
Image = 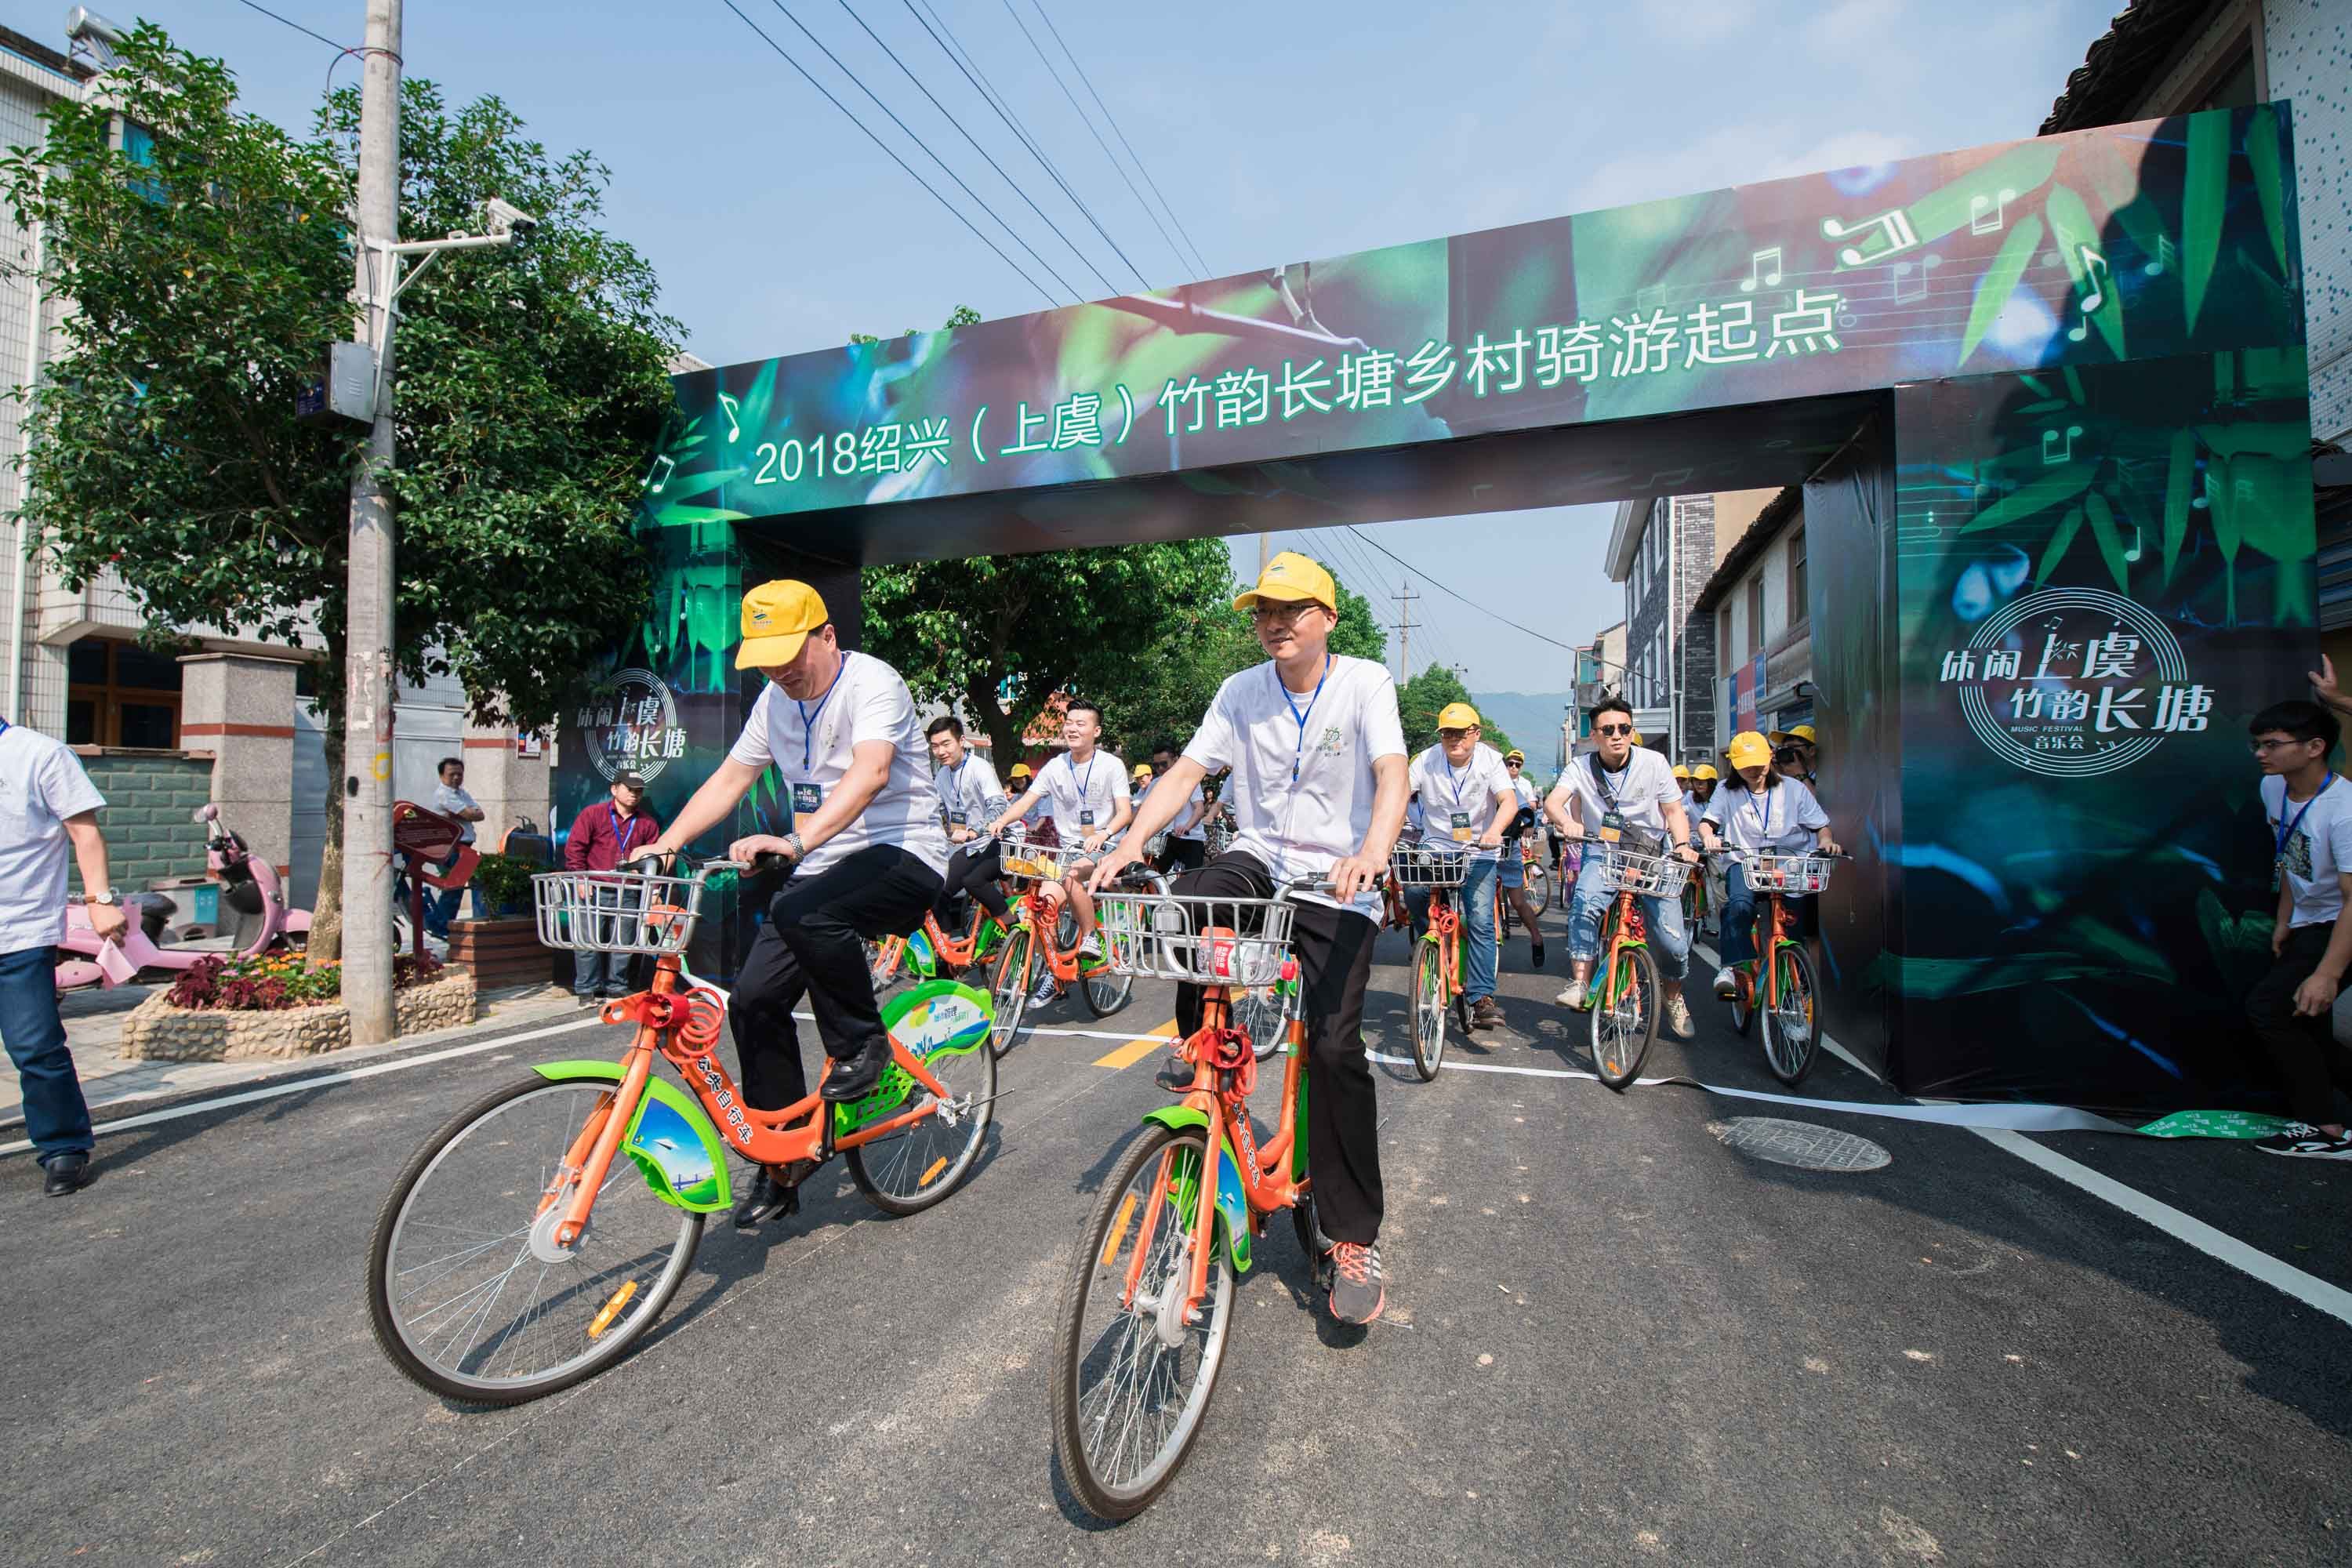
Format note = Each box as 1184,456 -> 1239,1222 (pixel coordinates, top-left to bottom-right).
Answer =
1410,940 -> 1447,1081
846,1031 -> 999,1214
366,1074 -> 702,1405
1529,862 -> 1551,916
1590,945 -> 1660,1090
1759,942 -> 1820,1087
1051,1121 -> 1236,1521
989,927 -> 1034,1057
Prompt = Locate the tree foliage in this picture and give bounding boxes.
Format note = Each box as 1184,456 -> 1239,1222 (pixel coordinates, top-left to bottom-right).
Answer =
1397,662 -> 1516,759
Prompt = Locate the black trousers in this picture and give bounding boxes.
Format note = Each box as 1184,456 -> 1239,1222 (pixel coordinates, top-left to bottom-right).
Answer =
731,844 -> 943,1112
1156,837 -> 1207,875
939,840 -> 1011,924
2247,924 -> 2352,1125
1171,852 -> 1383,1246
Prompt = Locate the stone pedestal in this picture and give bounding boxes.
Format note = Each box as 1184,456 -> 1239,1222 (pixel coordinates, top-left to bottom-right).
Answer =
179,652 -> 303,874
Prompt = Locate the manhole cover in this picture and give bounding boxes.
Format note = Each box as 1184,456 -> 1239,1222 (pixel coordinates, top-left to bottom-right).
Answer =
1710,1117 -> 1890,1172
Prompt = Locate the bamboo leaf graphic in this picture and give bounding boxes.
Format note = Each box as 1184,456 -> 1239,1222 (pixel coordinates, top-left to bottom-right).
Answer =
2037,505 -> 2085,586
2183,110 -> 2230,332
1959,215 -> 2044,369
2245,105 -> 2288,276
2161,428 -> 2193,587
2083,490 -> 2129,593
1959,461 -> 2096,534
2045,183 -> 2125,360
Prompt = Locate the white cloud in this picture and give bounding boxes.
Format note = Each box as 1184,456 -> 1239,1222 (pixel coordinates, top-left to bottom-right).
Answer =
1766,129 -> 1924,181
1569,122 -> 1924,213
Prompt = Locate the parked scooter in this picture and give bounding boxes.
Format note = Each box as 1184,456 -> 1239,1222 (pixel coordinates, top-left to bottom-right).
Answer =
200,802 -> 312,953
54,804 -> 314,994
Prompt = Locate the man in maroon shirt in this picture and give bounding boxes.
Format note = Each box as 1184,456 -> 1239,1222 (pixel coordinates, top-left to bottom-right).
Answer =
564,771 -> 663,1000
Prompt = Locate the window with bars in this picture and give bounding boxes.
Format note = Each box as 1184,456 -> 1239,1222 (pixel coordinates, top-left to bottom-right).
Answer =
1787,529 -> 1808,626
65,637 -> 182,749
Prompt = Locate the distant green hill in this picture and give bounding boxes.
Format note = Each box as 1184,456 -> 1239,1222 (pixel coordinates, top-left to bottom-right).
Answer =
1472,692 -> 1572,767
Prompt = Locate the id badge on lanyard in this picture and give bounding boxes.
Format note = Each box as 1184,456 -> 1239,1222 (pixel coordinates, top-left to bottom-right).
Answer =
1449,811 -> 1473,844
791,782 -> 822,815
1598,810 -> 1627,845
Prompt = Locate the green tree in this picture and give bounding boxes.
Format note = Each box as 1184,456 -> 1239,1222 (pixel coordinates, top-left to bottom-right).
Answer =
2,26 -> 679,959
1397,663 -> 1516,758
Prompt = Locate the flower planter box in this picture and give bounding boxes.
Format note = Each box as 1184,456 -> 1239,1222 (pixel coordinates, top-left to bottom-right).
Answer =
445,916 -> 549,987
118,971 -> 477,1062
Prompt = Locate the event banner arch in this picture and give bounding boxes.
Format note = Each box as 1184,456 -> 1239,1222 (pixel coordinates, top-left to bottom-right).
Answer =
563,105 -> 2310,1110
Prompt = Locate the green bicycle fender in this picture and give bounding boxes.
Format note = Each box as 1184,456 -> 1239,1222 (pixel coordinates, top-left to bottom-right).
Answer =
532,1060 -> 731,1214
1141,1105 -> 1251,1275
832,979 -> 993,1135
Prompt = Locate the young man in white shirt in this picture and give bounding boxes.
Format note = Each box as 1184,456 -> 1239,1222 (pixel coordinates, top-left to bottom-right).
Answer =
1404,702 -> 1518,1030
1090,551 -> 1408,1325
1698,730 -> 1838,1001
927,716 -> 1011,938
0,715 -> 125,1196
1544,696 -> 1700,1036
985,701 -> 1131,1004
1497,747 -> 1546,971
1148,740 -> 1211,873
637,580 -> 951,1227
2245,699 -> 2352,1158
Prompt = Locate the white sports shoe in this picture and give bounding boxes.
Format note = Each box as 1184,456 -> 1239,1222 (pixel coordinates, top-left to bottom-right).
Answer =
1712,966 -> 1737,999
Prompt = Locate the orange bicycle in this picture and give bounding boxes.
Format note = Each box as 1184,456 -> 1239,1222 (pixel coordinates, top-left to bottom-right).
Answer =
987,830 -> 1156,1048
1049,874 -> 1329,1519
1569,835 -> 1693,1090
869,868 -> 1016,1013
1393,840 -> 1475,1080
1713,848 -> 1841,1087
365,851 -> 997,1404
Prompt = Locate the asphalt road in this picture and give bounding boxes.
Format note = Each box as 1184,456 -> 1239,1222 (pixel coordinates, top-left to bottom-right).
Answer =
4,901 -> 2348,1567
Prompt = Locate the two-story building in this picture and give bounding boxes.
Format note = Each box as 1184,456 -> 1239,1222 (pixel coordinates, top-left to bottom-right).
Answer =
1602,489 -> 1780,763
1693,487 -> 1812,753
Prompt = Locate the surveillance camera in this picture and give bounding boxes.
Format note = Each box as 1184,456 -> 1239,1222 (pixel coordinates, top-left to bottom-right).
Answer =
481,198 -> 539,238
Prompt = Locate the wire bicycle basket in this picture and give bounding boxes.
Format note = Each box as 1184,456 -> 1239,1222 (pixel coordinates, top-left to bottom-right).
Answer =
1388,842 -> 1472,888
532,869 -> 708,956
1094,890 -> 1301,987
1744,853 -> 1835,896
1592,845 -> 1692,898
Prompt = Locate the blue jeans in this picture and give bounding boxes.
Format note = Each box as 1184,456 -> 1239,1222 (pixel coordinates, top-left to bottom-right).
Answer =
1566,856 -> 1690,981
570,887 -> 635,997
426,848 -> 484,937
2,945 -> 93,1165
1404,855 -> 1500,1003
1719,863 -> 1761,971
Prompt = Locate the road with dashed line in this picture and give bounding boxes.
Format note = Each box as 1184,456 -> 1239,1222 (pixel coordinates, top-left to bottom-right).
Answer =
4,902 -> 2349,1566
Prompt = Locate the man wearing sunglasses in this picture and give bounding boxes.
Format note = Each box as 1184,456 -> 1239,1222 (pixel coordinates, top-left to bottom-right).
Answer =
1542,695 -> 1700,1037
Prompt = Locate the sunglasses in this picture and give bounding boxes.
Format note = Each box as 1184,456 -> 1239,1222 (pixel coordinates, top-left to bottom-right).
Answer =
1595,723 -> 1633,737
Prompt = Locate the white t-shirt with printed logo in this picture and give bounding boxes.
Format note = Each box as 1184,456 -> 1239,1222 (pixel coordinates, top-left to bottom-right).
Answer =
2263,773 -> 2352,929
1184,655 -> 1407,916
727,651 -> 949,878
1034,749 -> 1127,845
1407,742 -> 1515,862
0,722 -> 107,952
935,752 -> 1005,833
1559,746 -> 1682,845
1701,777 -> 1829,857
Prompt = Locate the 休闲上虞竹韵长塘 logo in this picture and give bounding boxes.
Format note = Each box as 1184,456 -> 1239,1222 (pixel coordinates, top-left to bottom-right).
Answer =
1934,587 -> 2212,779
575,667 -> 687,783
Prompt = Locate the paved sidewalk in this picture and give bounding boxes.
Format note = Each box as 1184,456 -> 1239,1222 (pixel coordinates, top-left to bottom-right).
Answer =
2,979 -> 589,1129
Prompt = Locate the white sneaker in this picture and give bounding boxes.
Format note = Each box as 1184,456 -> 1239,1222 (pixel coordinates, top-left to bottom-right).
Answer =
1556,981 -> 1590,1011
1079,934 -> 1104,960
1664,993 -> 1695,1040
1712,966 -> 1737,999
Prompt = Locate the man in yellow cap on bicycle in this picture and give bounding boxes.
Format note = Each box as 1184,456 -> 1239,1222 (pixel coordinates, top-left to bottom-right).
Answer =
1090,550 -> 1408,1325
1403,702 -> 1518,1029
636,579 -> 950,1229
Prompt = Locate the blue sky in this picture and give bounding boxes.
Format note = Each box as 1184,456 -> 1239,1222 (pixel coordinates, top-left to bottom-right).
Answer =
58,0 -> 2121,690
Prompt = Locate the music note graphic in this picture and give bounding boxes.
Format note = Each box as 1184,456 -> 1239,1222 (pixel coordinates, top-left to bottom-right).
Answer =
2041,424 -> 2084,465
1967,187 -> 2019,236
2143,234 -> 2176,278
2123,524 -> 2143,563
1821,208 -> 1919,268
2065,245 -> 2112,343
1889,253 -> 1942,302
717,392 -> 742,443
643,453 -> 675,492
1738,247 -> 1784,293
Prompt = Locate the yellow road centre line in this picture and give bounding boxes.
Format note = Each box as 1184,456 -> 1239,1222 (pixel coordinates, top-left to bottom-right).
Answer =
1094,1021 -> 1178,1069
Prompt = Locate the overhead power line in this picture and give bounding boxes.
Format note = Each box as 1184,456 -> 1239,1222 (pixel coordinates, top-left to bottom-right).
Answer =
903,0 -> 1149,299
232,0 -> 347,51
720,0 -> 1059,307
1345,525 -> 1584,655
1030,0 -> 1210,280
996,0 -> 1159,291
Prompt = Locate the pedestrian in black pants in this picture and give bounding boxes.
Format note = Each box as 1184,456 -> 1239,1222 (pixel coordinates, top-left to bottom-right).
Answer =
2246,699 -> 2352,1159
938,837 -> 1011,928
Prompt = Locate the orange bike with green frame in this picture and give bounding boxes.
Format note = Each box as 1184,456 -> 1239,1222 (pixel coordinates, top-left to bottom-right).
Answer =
986,829 -> 1157,1049
365,851 -> 997,1405
1392,840 -> 1475,1080
1711,848 -> 1842,1087
1570,835 -> 1693,1090
1048,874 -> 1330,1519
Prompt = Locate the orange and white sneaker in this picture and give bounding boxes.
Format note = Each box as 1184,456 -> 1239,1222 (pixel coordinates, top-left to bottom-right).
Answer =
1327,1240 -> 1385,1324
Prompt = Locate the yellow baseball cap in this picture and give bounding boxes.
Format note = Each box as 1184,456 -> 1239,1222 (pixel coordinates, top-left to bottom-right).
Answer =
735,579 -> 829,670
1132,763 -> 1152,779
1234,550 -> 1337,612
1693,764 -> 1719,781
1629,729 -> 1644,746
1769,723 -> 1818,746
1009,762 -> 1033,779
1726,731 -> 1773,769
1436,701 -> 1481,731
1671,763 -> 1691,779
1504,749 -> 1526,763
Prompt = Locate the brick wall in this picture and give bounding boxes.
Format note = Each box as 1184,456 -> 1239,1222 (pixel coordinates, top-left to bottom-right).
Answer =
1674,495 -> 1722,760
80,752 -> 212,890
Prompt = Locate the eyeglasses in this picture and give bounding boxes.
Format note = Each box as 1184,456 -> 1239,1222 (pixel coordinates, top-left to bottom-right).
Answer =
2251,737 -> 2317,755
1249,601 -> 1323,626
1438,727 -> 1473,741
1595,723 -> 1633,737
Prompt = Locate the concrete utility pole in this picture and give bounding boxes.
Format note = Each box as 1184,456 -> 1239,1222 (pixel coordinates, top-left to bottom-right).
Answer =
1393,584 -> 1420,683
340,0 -> 402,1044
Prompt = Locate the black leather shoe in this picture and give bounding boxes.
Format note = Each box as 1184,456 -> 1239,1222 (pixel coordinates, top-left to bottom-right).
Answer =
1531,942 -> 1547,969
42,1152 -> 91,1197
1154,1052 -> 1195,1093
819,1039 -> 892,1103
731,1168 -> 800,1229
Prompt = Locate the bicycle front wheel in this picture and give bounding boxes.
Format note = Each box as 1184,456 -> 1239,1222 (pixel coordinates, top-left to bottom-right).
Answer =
1080,952 -> 1133,1018
366,1074 -> 702,1405
1530,863 -> 1551,916
1410,940 -> 1448,1081
1759,942 -> 1820,1087
847,1030 -> 999,1214
1051,1121 -> 1236,1521
989,927 -> 1034,1057
1591,945 -> 1660,1090
1233,981 -> 1291,1062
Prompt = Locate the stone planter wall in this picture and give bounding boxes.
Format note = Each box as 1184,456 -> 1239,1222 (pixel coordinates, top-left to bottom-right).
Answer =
118,971 -> 477,1062
445,916 -> 550,988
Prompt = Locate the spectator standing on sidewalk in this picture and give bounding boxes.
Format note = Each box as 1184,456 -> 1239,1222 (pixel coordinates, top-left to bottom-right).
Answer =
562,771 -> 663,1002
427,757 -> 487,937
2245,699 -> 2352,1159
1,714 -> 123,1196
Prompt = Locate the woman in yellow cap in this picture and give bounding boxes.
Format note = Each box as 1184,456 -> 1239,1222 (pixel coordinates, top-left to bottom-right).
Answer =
1697,731 -> 1839,1001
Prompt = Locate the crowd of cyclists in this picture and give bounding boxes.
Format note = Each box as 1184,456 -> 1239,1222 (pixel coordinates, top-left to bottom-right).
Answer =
631,550 -> 1846,1326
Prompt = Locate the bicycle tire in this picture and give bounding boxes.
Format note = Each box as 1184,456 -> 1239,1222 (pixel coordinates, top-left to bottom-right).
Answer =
1759,942 -> 1820,1087
1234,981 -> 1292,1062
366,1073 -> 702,1406
1410,939 -> 1447,1081
845,1029 -> 999,1214
1530,863 -> 1551,916
1050,1121 -> 1236,1520
989,927 -> 1034,1058
1590,945 -> 1660,1090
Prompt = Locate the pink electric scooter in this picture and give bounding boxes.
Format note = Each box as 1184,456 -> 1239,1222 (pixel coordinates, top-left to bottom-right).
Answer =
54,804 -> 313,993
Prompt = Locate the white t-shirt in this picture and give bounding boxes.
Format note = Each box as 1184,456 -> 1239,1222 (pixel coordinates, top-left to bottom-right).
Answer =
1557,747 -> 1682,845
728,650 -> 949,877
0,722 -> 107,953
434,781 -> 480,844
1407,741 -> 1514,862
1175,782 -> 1208,841
935,751 -> 1004,833
1512,773 -> 1539,811
1184,655 -> 1406,916
2263,773 -> 2352,929
1034,749 -> 1127,844
1702,777 -> 1829,858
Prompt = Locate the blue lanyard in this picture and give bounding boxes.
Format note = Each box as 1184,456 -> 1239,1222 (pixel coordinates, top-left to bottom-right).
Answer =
2277,774 -> 2336,862
1440,750 -> 1472,812
793,659 -> 845,771
1744,782 -> 1777,842
1073,753 -> 1097,809
944,757 -> 967,809
1276,655 -> 1332,782
608,804 -> 644,855
0,716 -> 9,739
